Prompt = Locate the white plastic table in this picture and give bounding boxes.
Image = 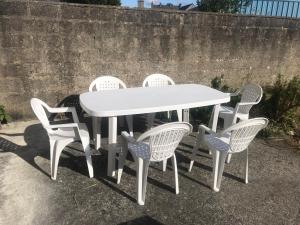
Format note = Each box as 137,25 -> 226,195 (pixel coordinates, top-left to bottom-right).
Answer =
80,84 -> 230,177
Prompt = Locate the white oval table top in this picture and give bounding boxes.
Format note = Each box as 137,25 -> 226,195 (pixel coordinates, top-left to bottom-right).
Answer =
80,84 -> 230,117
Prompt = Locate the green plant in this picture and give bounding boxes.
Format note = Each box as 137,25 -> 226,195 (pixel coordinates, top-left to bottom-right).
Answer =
190,74 -> 300,140
257,75 -> 300,136
211,74 -> 233,92
196,0 -> 241,13
211,75 -> 240,108
0,105 -> 11,127
196,0 -> 252,13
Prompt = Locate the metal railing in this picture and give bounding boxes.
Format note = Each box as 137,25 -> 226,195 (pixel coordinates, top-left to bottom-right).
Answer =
239,0 -> 300,19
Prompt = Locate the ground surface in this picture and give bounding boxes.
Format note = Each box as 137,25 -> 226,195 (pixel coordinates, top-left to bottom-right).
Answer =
0,120 -> 299,225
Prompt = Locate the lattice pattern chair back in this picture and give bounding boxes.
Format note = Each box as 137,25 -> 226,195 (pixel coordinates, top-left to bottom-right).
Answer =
238,84 -> 263,114
31,98 -> 51,130
142,74 -> 175,88
223,118 -> 268,153
89,76 -> 127,92
137,122 -> 192,161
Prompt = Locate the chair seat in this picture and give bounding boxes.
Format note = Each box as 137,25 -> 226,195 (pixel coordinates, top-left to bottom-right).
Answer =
205,134 -> 230,152
128,142 -> 151,160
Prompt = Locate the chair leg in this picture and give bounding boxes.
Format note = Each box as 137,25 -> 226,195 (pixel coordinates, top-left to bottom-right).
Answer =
51,141 -> 66,180
162,159 -> 167,172
223,117 -> 232,130
216,151 -> 227,191
142,160 -> 150,203
146,113 -> 155,129
226,153 -> 232,164
81,139 -> 94,178
212,150 -> 220,192
117,146 -> 128,184
49,140 -> 56,178
245,148 -> 248,184
189,132 -> 201,172
126,115 -> 134,137
171,155 -> 179,194
136,158 -> 144,205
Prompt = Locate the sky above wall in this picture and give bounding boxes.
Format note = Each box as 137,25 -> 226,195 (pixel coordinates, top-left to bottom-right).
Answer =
122,0 -> 195,8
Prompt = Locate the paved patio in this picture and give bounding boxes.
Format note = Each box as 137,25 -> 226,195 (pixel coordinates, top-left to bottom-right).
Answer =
0,120 -> 299,225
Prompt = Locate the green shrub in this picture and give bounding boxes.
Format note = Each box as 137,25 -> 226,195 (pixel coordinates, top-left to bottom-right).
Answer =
211,74 -> 230,91
189,74 -> 299,138
0,105 -> 11,127
257,75 -> 300,136
194,74 -> 300,138
196,0 -> 241,14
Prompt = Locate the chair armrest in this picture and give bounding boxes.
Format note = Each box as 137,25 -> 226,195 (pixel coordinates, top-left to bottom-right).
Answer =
47,123 -> 79,129
48,107 -> 74,113
237,101 -> 258,106
121,131 -> 136,143
198,124 -> 218,136
48,107 -> 79,123
226,89 -> 240,97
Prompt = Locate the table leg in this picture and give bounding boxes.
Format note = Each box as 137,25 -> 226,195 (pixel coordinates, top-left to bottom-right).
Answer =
211,104 -> 220,132
177,109 -> 183,122
126,115 -> 133,136
108,116 -> 117,177
92,117 -> 101,150
183,109 -> 189,122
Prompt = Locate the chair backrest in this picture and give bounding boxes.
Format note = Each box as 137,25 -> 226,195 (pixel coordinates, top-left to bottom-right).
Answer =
89,76 -> 127,92
238,84 -> 263,114
142,74 -> 175,88
223,118 -> 268,153
137,122 -> 192,161
30,98 -> 51,130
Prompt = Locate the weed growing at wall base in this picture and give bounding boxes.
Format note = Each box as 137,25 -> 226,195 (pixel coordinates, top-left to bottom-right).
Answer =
0,105 -> 11,128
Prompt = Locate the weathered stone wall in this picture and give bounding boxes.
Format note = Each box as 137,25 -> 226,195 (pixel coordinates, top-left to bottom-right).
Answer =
1,1 -> 300,119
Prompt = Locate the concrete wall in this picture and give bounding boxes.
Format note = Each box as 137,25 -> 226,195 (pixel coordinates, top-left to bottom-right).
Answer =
1,1 -> 300,119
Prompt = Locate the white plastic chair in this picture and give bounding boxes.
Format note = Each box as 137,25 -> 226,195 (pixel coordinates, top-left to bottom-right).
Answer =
218,84 -> 263,163
30,98 -> 94,180
219,84 -> 263,129
118,122 -> 192,205
189,118 -> 268,192
89,75 -> 133,148
142,74 -> 183,129
89,75 -> 127,92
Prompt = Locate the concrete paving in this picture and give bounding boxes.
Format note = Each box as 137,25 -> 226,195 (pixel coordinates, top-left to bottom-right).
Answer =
0,120 -> 299,225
